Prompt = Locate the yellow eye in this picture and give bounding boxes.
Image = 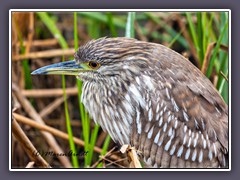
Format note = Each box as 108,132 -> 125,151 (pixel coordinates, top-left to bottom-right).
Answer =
88,61 -> 100,69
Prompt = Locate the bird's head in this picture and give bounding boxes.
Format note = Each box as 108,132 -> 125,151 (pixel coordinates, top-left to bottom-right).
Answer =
31,37 -> 151,84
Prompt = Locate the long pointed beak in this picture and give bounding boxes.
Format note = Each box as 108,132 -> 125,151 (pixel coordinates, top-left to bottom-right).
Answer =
31,60 -> 83,76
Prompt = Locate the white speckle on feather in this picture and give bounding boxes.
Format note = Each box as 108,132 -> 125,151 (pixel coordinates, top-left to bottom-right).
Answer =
125,94 -> 131,102
163,122 -> 168,132
185,148 -> 191,160
147,126 -> 154,139
213,143 -> 217,157
188,129 -> 192,137
187,137 -> 192,147
129,84 -> 145,107
158,136 -> 164,147
168,127 -> 173,137
177,146 -> 184,157
148,108 -> 153,121
143,75 -> 154,90
154,130 -> 161,144
135,76 -> 141,85
184,125 -> 187,133
164,138 -> 172,151
170,145 -> 176,155
174,119 -> 178,129
201,118 -> 205,130
193,133 -> 199,147
198,150 -> 203,163
165,88 -> 170,99
159,116 -> 163,127
156,103 -> 160,113
208,149 -> 213,160
171,97 -> 179,112
183,111 -> 189,122
136,108 -> 141,134
192,149 -> 197,162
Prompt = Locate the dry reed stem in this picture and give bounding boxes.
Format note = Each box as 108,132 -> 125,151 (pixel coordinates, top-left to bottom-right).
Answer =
102,157 -> 128,168
21,87 -> 78,97
39,96 -> 65,118
44,119 -> 81,127
12,118 -> 50,168
99,157 -> 126,168
12,83 -> 72,168
12,48 -> 75,61
201,42 -> 216,75
175,14 -> 200,68
91,147 -> 126,168
13,113 -> 121,162
25,162 -> 35,168
96,131 -> 108,147
25,12 -> 34,54
201,43 -> 229,75
120,145 -> 142,168
17,39 -> 58,48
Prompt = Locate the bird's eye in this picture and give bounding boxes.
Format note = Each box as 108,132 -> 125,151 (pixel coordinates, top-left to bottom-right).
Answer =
88,61 -> 100,69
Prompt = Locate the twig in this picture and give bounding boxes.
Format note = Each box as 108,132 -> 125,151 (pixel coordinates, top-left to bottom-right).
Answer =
21,87 -> 78,98
12,117 -> 50,168
201,42 -> 216,75
91,147 -> 116,168
25,162 -> 35,168
12,48 -> 75,61
120,145 -> 142,168
12,83 -> 72,168
100,156 -> 126,168
91,147 -> 127,168
220,71 -> 229,82
44,119 -> 81,127
13,113 -> 121,162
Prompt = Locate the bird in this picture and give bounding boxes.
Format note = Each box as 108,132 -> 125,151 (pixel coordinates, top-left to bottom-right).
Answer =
32,37 -> 228,168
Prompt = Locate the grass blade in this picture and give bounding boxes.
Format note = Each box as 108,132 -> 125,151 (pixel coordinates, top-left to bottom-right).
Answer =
206,20 -> 228,77
37,12 -> 68,49
125,12 -> 136,38
186,12 -> 199,56
87,125 -> 100,166
74,12 -> 91,167
78,12 -> 126,29
145,12 -> 188,48
62,73 -> 79,167
197,12 -> 204,64
106,12 -> 118,37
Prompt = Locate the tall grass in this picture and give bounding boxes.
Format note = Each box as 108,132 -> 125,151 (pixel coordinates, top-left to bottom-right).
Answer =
74,12 -> 90,167
37,12 -> 79,168
186,12 -> 229,103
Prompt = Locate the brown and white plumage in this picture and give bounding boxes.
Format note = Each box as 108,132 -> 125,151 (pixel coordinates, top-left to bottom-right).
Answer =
74,37 -> 228,168
33,37 -> 228,168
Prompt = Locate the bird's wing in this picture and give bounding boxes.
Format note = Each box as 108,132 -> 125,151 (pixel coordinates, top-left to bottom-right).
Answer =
131,50 -> 228,168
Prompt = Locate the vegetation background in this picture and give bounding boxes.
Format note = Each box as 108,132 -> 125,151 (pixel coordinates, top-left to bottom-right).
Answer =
11,11 -> 229,168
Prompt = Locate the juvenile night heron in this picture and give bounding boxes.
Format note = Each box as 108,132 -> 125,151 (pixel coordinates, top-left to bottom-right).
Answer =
32,37 -> 228,168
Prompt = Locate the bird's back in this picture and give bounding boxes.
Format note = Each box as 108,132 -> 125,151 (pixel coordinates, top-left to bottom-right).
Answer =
128,41 -> 228,168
